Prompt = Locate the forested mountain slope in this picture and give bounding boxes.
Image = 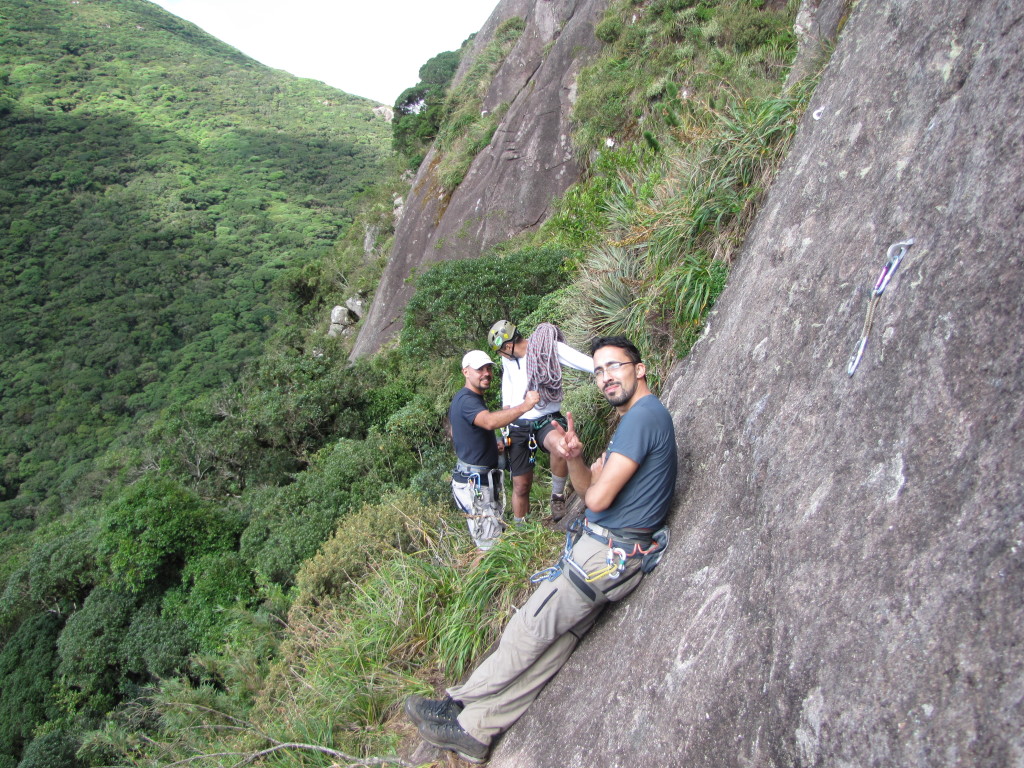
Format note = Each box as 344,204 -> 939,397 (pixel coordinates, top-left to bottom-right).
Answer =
0,0 -> 390,522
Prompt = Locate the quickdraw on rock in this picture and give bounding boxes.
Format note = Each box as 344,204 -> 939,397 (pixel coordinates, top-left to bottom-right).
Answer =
847,238 -> 915,376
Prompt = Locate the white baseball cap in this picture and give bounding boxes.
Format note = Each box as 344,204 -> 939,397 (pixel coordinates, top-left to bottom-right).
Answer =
461,350 -> 494,370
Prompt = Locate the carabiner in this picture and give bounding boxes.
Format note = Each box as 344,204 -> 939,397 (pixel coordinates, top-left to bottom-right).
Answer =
873,238 -> 915,296
530,564 -> 562,583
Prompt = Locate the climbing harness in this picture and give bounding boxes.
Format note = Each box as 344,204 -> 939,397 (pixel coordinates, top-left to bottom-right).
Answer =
847,238 -> 915,376
530,524 -> 607,585
453,466 -> 506,547
531,413 -> 566,433
530,518 -> 662,587
509,413 -> 566,468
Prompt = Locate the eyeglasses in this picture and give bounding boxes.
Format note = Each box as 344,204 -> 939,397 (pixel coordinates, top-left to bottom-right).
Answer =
593,361 -> 636,380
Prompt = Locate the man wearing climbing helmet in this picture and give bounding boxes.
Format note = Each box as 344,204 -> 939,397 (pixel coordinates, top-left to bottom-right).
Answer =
449,349 -> 541,551
407,336 -> 677,763
486,319 -> 594,524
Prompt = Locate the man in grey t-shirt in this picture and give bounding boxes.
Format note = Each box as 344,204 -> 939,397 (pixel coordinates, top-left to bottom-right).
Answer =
407,336 -> 676,763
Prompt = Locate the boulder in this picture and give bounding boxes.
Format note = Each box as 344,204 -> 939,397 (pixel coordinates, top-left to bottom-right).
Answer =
494,0 -> 1024,765
326,298 -> 364,338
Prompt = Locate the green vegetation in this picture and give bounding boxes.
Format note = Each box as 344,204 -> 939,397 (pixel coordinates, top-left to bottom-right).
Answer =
0,0 -> 822,765
434,17 -> 525,191
401,245 -> 572,358
0,0 -> 391,524
392,48 -> 463,165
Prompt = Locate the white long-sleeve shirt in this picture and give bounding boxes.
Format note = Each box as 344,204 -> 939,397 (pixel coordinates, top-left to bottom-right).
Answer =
500,341 -> 594,420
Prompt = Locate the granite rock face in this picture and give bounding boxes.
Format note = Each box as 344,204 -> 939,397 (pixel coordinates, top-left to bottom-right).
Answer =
786,0 -> 853,87
350,0 -> 610,359
493,0 -> 1024,765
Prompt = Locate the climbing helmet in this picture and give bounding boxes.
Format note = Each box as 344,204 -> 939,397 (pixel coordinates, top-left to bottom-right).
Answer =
488,320 -> 518,352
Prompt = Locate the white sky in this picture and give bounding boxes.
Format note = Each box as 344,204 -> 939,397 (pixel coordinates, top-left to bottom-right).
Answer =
148,0 -> 497,105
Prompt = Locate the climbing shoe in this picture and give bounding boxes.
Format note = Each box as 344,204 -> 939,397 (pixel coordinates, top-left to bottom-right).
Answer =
416,717 -> 490,764
404,694 -> 463,727
550,493 -> 566,522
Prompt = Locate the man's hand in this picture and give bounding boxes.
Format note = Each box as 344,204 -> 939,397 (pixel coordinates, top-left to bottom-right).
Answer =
524,390 -> 541,409
551,412 -> 583,460
589,453 -> 606,483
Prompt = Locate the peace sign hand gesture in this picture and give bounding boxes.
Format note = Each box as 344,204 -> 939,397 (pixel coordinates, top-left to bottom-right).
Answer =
550,412 -> 583,460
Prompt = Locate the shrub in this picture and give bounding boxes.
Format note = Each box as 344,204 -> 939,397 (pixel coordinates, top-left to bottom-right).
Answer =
595,16 -> 624,43
544,144 -> 653,250
294,490 -> 446,605
393,50 -> 462,161
24,518 -> 100,615
0,612 -> 63,760
161,552 -> 257,653
15,729 -> 84,768
401,245 -> 570,358
116,600 -> 192,680
98,475 -> 241,593
239,431 -> 419,585
407,444 -> 457,504
715,3 -> 795,53
56,586 -> 139,715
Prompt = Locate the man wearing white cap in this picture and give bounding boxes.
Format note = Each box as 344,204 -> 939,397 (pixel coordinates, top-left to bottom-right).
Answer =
450,350 -> 540,550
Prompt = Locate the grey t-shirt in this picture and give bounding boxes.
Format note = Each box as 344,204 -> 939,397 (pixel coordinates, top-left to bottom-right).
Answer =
586,394 -> 677,530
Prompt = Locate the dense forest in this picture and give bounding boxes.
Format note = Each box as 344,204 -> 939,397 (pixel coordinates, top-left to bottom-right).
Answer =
0,0 -> 809,765
0,0 -> 391,524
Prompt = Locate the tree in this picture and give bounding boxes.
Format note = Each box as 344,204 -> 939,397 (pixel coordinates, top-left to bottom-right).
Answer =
0,612 -> 63,762
392,49 -> 462,161
98,475 -> 241,593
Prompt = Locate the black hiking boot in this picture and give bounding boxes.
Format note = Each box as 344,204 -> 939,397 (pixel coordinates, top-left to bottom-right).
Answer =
404,694 -> 463,727
416,717 -> 490,764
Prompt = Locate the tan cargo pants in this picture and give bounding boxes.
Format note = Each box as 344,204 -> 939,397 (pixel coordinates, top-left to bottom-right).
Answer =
447,532 -> 644,743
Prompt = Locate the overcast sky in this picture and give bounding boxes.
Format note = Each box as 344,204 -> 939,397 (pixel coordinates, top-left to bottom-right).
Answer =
148,0 -> 497,105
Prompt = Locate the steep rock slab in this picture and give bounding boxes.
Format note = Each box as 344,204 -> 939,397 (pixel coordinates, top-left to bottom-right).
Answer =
350,0 -> 610,359
496,0 -> 1023,765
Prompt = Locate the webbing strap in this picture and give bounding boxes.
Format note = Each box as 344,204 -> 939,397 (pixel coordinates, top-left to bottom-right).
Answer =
456,460 -> 494,475
566,567 -> 597,601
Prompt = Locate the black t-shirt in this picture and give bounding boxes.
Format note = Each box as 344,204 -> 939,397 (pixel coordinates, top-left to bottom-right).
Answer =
449,387 -> 498,467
